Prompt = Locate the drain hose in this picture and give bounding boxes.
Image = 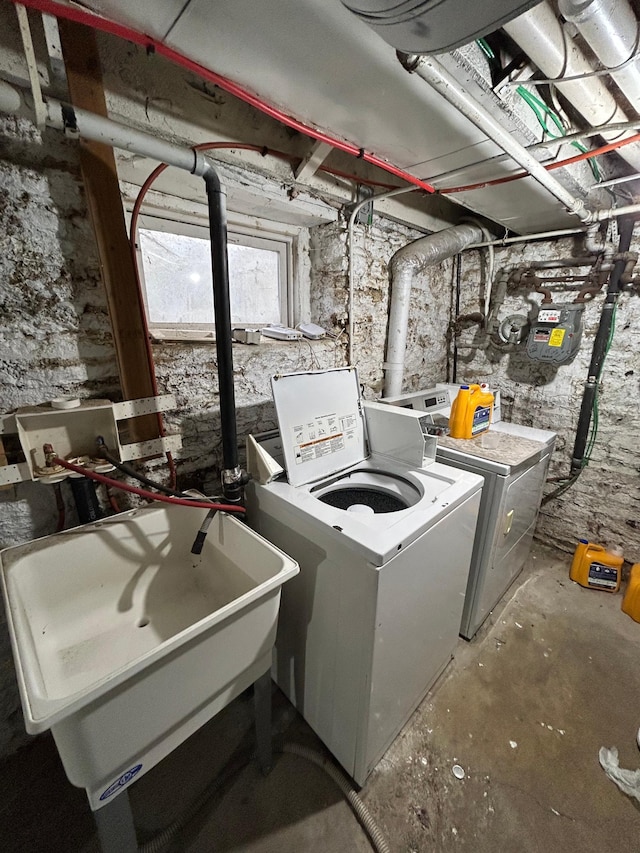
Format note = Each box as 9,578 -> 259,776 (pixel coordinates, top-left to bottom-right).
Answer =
136,743 -> 390,853
282,744 -> 391,853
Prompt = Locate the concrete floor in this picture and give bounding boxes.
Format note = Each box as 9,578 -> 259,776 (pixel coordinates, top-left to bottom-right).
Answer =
2,543 -> 639,852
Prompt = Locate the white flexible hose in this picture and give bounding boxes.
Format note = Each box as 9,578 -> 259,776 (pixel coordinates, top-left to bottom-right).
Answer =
283,743 -> 391,853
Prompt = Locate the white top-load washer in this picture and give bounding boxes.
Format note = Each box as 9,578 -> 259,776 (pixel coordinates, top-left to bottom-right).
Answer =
381,384 -> 556,640
247,368 -> 483,785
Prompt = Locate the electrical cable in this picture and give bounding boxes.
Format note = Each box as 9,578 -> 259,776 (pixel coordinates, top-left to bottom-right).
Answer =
9,0 -> 436,195
52,482 -> 65,532
502,44 -> 640,87
515,86 -> 601,181
476,38 -> 496,60
52,457 -> 245,513
107,487 -> 121,514
582,302 -> 617,465
95,437 -> 190,498
544,219 -> 633,504
439,131 -> 640,194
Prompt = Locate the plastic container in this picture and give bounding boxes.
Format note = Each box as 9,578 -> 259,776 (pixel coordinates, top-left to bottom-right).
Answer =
449,384 -> 494,439
622,563 -> 640,622
569,538 -> 624,592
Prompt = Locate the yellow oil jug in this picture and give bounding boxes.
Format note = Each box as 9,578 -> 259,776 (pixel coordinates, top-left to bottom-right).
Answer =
569,539 -> 624,593
622,563 -> 640,622
449,384 -> 494,439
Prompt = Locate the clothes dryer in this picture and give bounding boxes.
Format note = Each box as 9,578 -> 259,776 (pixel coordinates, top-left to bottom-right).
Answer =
381,385 -> 556,639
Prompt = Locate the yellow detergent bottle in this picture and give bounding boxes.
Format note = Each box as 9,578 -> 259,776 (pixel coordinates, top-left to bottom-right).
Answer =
622,563 -> 640,622
449,384 -> 494,439
569,539 -> 624,593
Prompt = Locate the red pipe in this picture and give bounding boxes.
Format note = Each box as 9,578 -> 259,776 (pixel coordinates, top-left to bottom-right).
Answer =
53,457 -> 246,513
9,0 -> 435,194
440,132 -> 640,194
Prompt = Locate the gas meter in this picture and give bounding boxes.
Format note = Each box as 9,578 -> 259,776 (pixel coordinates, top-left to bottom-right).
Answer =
526,302 -> 584,365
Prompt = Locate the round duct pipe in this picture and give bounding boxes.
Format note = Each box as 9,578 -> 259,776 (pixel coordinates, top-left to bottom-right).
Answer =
559,0 -> 640,115
504,0 -> 640,173
339,0 -> 541,54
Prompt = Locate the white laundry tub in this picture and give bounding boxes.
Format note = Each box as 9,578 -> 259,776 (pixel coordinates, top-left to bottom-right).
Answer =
0,505 -> 298,809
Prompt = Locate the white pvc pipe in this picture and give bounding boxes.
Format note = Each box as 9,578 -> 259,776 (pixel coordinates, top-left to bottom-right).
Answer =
402,54 -> 593,223
466,203 -> 640,248
560,0 -> 640,114
504,1 -> 640,172
593,202 -> 640,222
43,97 -> 206,175
468,227 -> 585,248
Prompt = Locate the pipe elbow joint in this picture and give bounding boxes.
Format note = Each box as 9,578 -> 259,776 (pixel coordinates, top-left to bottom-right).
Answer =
396,52 -> 421,73
194,152 -> 225,197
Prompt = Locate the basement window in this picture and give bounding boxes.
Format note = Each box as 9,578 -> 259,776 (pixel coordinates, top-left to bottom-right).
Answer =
136,216 -> 292,341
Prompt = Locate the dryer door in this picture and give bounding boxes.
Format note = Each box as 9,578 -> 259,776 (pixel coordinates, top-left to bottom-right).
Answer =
475,452 -> 550,627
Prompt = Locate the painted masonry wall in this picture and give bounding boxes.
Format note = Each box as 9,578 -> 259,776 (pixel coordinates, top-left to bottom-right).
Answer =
0,117 -> 424,755
1,13 -> 639,757
0,124 -> 426,756
455,234 -> 640,562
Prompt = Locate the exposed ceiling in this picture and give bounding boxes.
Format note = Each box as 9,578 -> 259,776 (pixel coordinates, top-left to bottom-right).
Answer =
35,0 -> 640,233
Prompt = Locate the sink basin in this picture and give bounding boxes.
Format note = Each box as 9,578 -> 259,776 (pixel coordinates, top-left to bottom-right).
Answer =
0,505 -> 298,808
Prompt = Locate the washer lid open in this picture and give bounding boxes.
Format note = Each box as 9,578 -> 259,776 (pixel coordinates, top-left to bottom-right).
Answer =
271,368 -> 367,487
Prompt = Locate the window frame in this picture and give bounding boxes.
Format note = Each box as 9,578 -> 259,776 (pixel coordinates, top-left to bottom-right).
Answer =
134,212 -> 295,341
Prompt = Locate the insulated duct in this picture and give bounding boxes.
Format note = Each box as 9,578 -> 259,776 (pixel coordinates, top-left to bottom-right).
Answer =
340,0 -> 541,54
383,223 -> 485,397
504,1 -> 640,173
559,0 -> 640,115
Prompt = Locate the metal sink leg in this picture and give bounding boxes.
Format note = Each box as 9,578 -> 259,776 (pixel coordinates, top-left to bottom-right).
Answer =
93,789 -> 137,853
254,668 -> 273,775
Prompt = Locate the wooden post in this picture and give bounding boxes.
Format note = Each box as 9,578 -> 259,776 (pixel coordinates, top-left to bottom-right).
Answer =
58,20 -> 158,442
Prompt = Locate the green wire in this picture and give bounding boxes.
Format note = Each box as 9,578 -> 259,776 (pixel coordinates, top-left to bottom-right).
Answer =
477,38 -> 495,60
583,302 -> 617,466
515,85 -> 601,181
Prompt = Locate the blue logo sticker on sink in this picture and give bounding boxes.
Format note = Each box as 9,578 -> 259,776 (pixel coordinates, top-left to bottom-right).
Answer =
99,764 -> 143,801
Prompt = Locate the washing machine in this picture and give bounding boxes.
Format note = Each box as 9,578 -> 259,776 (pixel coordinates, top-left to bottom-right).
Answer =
247,368 -> 483,785
381,384 -> 556,640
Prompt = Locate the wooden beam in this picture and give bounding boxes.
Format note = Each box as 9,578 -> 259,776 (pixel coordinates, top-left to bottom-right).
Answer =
294,139 -> 333,182
58,19 -> 157,442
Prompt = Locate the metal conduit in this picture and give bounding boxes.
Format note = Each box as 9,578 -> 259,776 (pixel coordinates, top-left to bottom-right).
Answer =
397,53 -> 593,223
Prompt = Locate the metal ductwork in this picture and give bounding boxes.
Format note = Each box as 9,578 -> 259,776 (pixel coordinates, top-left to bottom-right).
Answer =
559,0 -> 640,116
383,223 -> 485,397
504,0 -> 640,173
340,0 -> 541,54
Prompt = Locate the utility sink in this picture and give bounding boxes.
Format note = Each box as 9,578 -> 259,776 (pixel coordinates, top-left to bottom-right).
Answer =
0,505 -> 298,809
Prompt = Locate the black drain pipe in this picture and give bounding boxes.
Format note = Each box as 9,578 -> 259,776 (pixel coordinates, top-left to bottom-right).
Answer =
571,216 -> 635,470
30,93 -> 247,503
203,166 -> 244,502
